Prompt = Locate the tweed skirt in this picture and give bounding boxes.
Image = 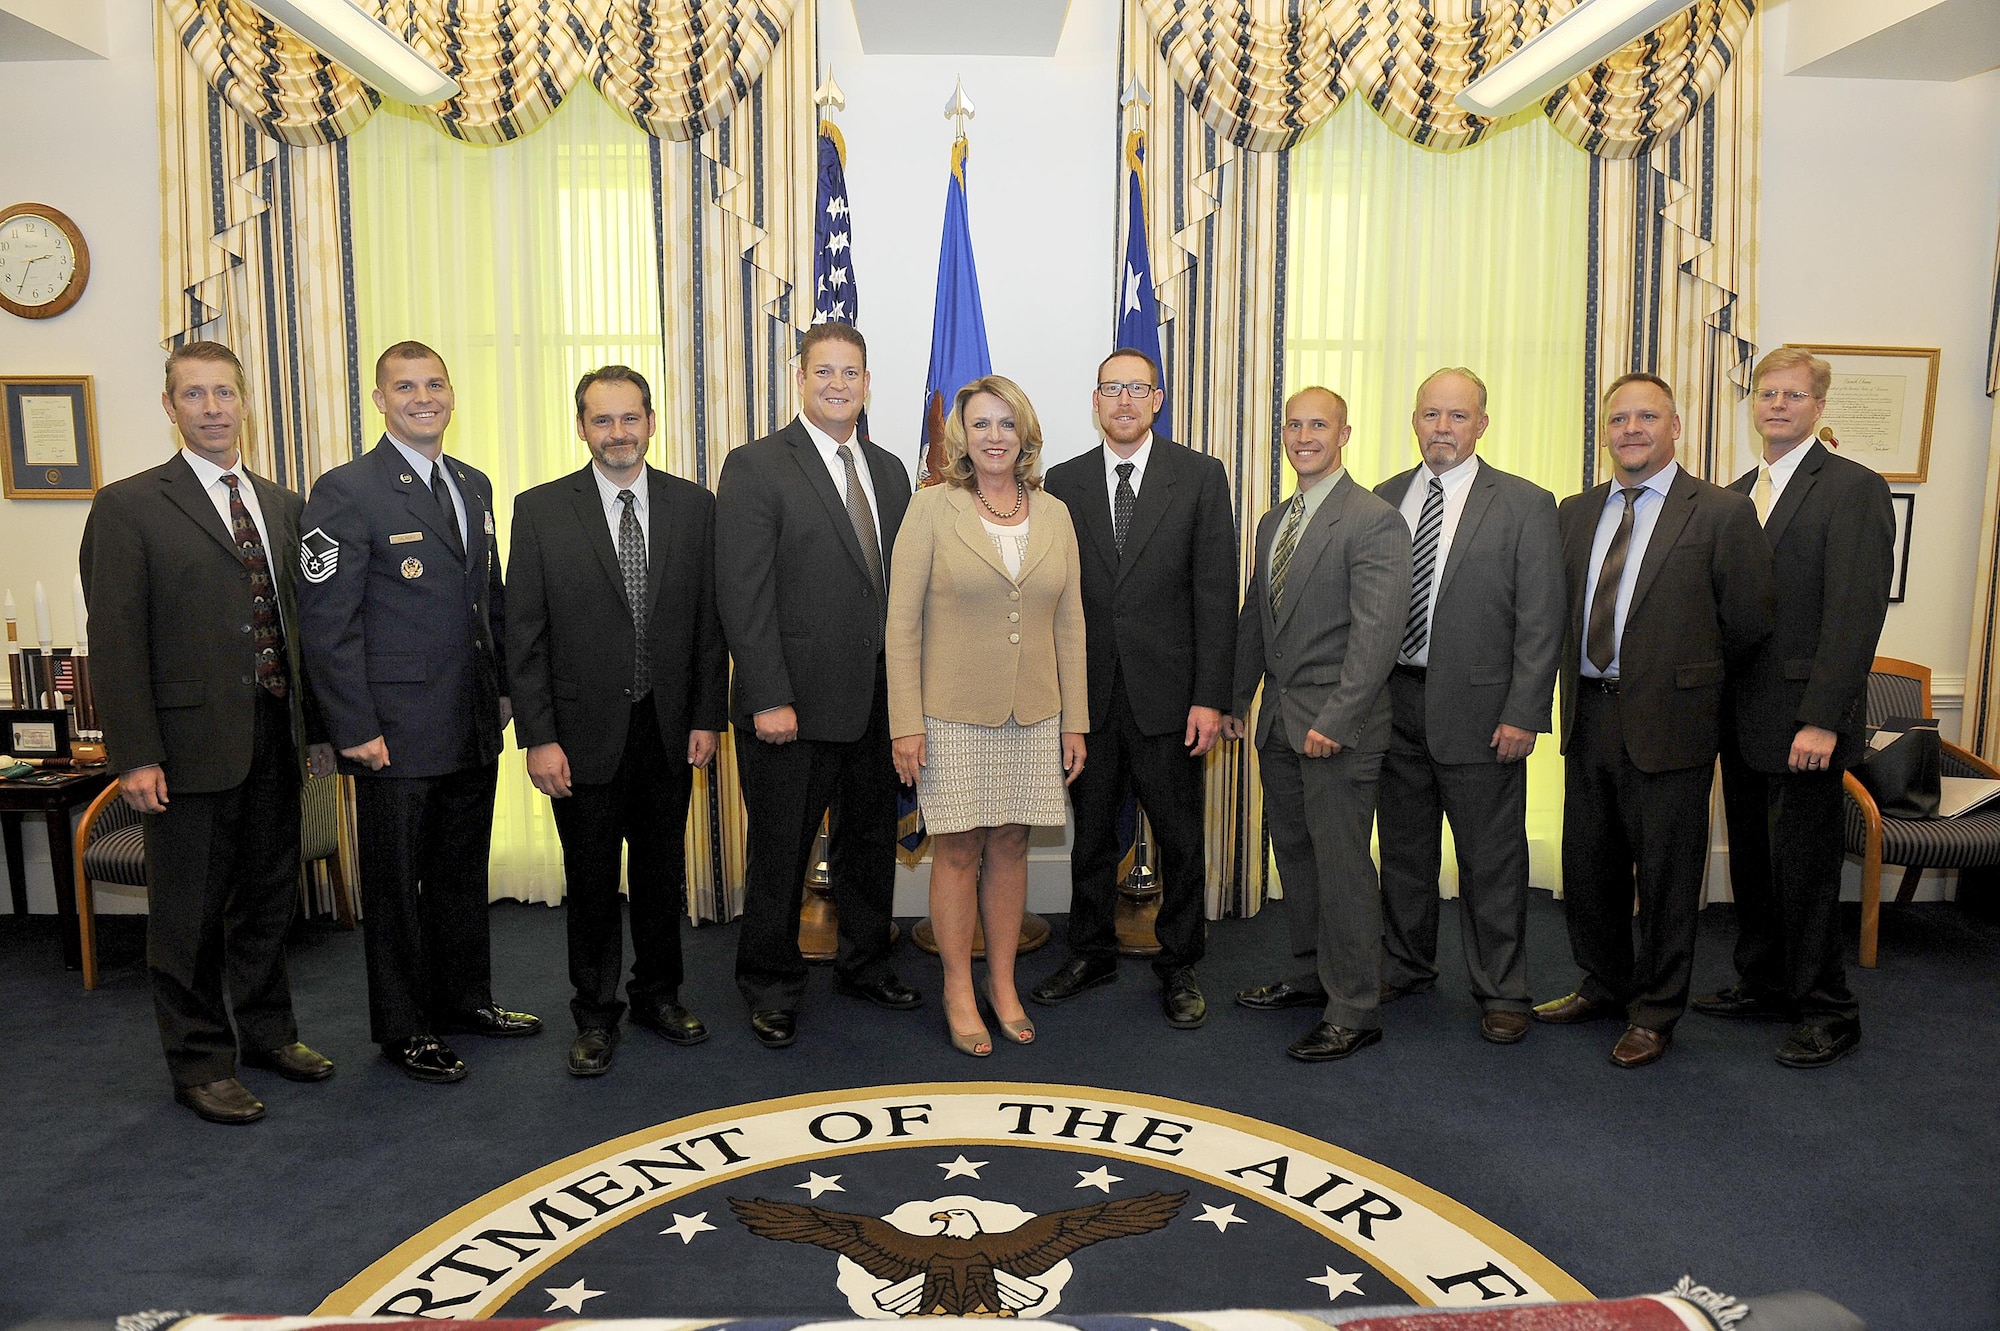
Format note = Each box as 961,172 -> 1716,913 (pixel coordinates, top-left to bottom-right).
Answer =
916,714 -> 1068,835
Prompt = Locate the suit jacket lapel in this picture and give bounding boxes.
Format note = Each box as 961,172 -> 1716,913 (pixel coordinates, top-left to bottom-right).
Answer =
446,455 -> 486,572
861,440 -> 909,548
952,489 -> 1016,582
1434,467 -> 1495,603
158,460 -> 242,561
568,465 -> 630,614
644,466 -> 675,618
1072,447 -> 1121,579
789,425 -> 877,583
1117,448 -> 1174,581
1256,505 -> 1283,640
378,440 -> 463,564
1276,476 -> 1347,632
1762,445 -> 1821,549
1628,470 -> 1697,617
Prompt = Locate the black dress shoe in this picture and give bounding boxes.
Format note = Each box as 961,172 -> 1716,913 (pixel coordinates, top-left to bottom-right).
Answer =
631,999 -> 709,1046
1032,956 -> 1118,1005
439,1005 -> 544,1038
1775,1017 -> 1861,1069
568,1026 -> 619,1077
381,1035 -> 468,1083
1692,982 -> 1794,1021
750,1010 -> 797,1048
1287,1022 -> 1382,1062
241,1041 -> 335,1082
1532,990 -> 1622,1024
174,1077 -> 266,1124
835,974 -> 923,1010
1236,980 -> 1326,1011
1162,967 -> 1207,1029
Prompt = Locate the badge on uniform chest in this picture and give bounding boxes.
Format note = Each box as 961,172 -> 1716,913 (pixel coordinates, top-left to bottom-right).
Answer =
401,557 -> 424,580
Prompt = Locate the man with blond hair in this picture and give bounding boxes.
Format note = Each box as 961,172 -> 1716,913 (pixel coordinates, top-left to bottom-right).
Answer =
1698,347 -> 1894,1068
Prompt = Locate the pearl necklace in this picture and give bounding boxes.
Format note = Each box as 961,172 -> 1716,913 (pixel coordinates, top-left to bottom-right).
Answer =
975,477 -> 1027,520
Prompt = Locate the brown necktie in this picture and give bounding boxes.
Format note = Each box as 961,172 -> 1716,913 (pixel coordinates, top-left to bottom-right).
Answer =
836,444 -> 885,595
1586,487 -> 1641,675
221,474 -> 288,699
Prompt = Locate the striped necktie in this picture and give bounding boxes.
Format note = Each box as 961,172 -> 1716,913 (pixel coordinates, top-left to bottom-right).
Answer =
1401,477 -> 1445,661
1269,493 -> 1306,614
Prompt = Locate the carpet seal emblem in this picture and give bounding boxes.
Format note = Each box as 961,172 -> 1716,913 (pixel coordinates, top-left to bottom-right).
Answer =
319,1083 -> 1588,1319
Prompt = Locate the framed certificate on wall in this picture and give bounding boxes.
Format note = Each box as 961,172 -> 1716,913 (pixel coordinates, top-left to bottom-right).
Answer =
1782,345 -> 1939,484
1,375 -> 100,499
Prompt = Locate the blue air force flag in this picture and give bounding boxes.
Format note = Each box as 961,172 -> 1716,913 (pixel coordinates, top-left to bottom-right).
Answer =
918,136 -> 993,487
1116,129 -> 1169,427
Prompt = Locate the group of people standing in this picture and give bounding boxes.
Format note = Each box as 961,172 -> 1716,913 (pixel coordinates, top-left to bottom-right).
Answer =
78,328 -> 1890,1126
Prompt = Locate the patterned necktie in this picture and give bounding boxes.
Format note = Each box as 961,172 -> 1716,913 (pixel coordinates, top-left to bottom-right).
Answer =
1586,487 -> 1642,674
617,490 -> 650,699
431,462 -> 465,560
1752,465 -> 1772,523
1269,492 -> 1307,614
1401,477 -> 1446,661
1113,461 -> 1136,554
836,444 -> 885,597
220,474 -> 288,699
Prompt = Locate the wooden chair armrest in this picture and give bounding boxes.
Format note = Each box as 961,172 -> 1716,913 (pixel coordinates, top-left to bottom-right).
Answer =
75,777 -> 125,859
1942,739 -> 2000,780
1842,770 -> 1882,840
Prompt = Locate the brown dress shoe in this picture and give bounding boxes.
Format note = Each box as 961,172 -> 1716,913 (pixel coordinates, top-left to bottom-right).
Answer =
1533,990 -> 1622,1024
1610,1024 -> 1670,1067
174,1077 -> 266,1124
242,1041 -> 334,1082
1480,1010 -> 1530,1044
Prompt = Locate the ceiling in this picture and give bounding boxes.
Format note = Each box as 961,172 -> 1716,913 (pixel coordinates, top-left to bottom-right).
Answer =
847,0 -> 1073,57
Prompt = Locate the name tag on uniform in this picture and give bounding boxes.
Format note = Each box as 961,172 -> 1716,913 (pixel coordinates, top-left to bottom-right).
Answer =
390,532 -> 424,545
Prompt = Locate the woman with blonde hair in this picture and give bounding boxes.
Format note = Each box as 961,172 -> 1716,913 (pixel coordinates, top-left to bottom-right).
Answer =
886,375 -> 1088,1056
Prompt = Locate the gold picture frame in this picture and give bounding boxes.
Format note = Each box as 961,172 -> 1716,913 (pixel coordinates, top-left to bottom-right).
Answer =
1,374 -> 101,499
1782,344 -> 1939,483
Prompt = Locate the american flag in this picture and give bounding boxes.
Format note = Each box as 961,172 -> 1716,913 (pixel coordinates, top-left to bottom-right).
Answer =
813,122 -> 857,326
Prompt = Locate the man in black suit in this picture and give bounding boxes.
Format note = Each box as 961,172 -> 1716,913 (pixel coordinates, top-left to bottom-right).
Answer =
1699,348 -> 1894,1068
507,366 -> 728,1076
1535,372 -> 1773,1067
715,323 -> 918,1048
81,341 -> 335,1123
1374,368 -> 1564,1045
1030,348 -> 1237,1027
298,341 -> 540,1084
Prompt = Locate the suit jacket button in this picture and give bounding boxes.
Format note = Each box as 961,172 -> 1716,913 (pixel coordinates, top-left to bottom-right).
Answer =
241,624 -> 252,634
1009,612 -> 1019,622
1010,633 -> 1020,644
623,688 -> 632,698
1009,591 -> 1020,601
241,675 -> 254,686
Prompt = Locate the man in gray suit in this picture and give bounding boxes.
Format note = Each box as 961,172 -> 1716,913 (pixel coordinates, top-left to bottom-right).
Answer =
1228,387 -> 1412,1061
1373,369 -> 1563,1045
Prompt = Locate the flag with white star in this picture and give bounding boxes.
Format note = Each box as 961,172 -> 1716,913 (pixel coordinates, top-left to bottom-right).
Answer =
917,135 -> 993,488
813,122 -> 859,328
1116,128 -> 1170,428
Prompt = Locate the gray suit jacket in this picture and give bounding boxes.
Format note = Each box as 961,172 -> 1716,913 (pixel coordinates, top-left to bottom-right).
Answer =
1375,459 -> 1564,764
1232,472 -> 1412,753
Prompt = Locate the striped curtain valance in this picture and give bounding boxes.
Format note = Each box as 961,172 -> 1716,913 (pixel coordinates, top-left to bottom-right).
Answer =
1136,0 -> 1753,159
162,0 -> 793,147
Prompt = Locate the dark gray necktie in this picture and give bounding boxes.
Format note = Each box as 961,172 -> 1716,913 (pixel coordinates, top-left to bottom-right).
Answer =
1587,487 -> 1641,674
618,490 -> 650,698
430,462 -> 465,560
836,444 -> 885,596
1401,477 -> 1445,661
1269,493 -> 1306,614
1113,461 -> 1136,554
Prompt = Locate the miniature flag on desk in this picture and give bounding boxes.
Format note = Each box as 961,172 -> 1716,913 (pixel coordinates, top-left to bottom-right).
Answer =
812,122 -> 858,326
917,137 -> 992,487
1116,128 -> 1169,427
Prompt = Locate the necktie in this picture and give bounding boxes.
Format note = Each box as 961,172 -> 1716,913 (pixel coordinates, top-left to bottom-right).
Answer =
836,444 -> 885,598
1401,477 -> 1446,662
1113,461 -> 1136,554
220,474 -> 288,699
1269,493 -> 1307,615
1752,465 -> 1772,523
1586,487 -> 1642,675
617,490 -> 650,699
431,462 -> 465,560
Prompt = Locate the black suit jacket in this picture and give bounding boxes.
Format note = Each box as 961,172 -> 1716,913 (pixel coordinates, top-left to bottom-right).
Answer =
1725,442 -> 1894,772
297,438 -> 508,779
1558,466 -> 1774,773
80,454 -> 322,792
506,462 -> 728,785
714,419 -> 910,743
1043,438 -> 1237,735
1375,460 -> 1564,764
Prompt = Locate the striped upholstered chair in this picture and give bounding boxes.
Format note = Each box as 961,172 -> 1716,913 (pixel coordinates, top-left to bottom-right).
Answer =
1843,656 -> 2000,967
73,771 -> 352,990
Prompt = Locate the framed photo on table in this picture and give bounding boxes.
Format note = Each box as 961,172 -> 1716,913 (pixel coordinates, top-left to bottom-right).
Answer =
1,375 -> 100,499
1782,344 -> 1939,483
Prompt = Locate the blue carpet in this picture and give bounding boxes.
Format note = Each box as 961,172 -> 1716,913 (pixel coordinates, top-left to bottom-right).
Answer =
0,892 -> 1994,1328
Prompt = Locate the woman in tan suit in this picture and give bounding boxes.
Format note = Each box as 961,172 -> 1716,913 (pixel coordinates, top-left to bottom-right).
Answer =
888,375 -> 1088,1056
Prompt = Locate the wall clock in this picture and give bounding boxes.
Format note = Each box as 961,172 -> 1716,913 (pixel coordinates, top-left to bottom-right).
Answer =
0,203 -> 90,320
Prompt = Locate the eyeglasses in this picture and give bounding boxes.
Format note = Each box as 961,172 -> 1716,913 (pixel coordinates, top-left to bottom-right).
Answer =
1097,381 -> 1157,399
1755,389 -> 1817,404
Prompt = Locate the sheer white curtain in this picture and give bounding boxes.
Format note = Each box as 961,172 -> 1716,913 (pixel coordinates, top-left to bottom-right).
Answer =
1286,104 -> 1590,892
347,90 -> 666,903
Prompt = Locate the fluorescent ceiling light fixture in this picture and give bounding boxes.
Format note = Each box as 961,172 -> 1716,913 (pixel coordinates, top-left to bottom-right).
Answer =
242,0 -> 459,104
1456,0 -> 1690,118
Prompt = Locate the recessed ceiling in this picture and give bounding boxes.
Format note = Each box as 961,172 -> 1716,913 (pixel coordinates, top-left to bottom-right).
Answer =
848,0 -> 1073,57
1786,0 -> 2000,80
0,0 -> 109,60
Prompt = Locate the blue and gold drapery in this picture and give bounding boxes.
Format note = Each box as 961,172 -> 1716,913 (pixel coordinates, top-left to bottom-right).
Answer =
157,0 -> 811,919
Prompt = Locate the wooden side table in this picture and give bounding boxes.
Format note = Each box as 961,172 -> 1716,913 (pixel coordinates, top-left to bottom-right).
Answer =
0,769 -> 114,971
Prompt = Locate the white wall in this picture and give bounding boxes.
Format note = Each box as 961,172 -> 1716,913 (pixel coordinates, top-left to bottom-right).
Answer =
0,0 -> 160,912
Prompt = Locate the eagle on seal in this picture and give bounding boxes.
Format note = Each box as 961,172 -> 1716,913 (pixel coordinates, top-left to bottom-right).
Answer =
728,1190 -> 1188,1317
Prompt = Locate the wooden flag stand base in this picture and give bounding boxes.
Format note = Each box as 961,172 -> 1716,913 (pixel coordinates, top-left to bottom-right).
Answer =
912,909 -> 1051,959
798,815 -> 899,962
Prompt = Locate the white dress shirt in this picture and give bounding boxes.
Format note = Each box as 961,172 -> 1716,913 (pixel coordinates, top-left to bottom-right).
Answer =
798,413 -> 886,567
590,462 -> 651,552
1396,454 -> 1480,667
1757,437 -> 1817,523
1580,461 -> 1679,680
389,434 -> 467,547
179,448 -> 285,633
1265,466 -> 1346,575
1103,433 -> 1155,504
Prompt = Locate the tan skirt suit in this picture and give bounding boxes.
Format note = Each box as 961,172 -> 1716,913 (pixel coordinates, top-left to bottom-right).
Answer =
886,482 -> 1089,834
